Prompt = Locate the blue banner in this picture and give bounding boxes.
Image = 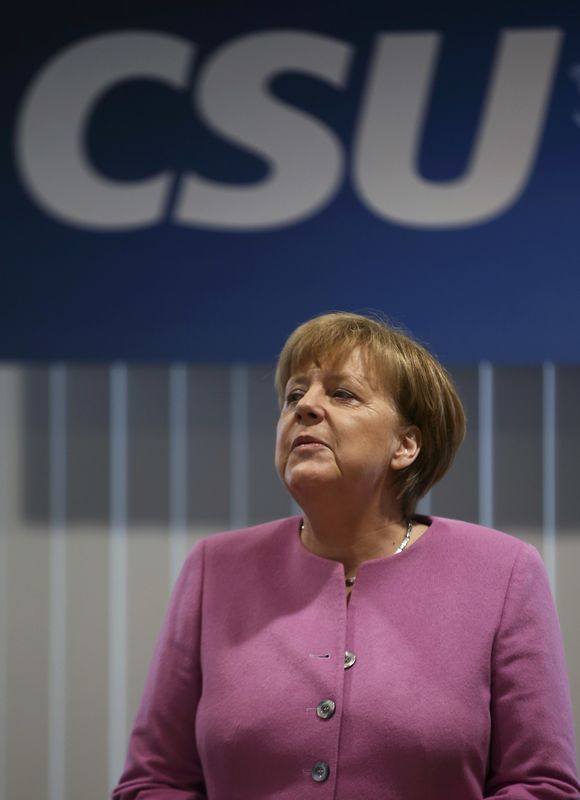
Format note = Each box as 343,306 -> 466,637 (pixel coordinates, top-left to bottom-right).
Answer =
4,1 -> 580,361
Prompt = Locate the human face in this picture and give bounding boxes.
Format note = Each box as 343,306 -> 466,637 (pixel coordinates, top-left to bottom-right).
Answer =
275,349 -> 411,504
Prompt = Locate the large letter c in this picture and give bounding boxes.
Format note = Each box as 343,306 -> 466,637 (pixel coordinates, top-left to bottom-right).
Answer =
15,31 -> 193,230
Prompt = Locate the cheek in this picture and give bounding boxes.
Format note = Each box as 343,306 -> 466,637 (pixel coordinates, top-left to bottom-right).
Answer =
274,421 -> 287,472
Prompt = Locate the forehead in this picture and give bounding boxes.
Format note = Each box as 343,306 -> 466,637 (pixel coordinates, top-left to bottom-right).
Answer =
288,347 -> 383,390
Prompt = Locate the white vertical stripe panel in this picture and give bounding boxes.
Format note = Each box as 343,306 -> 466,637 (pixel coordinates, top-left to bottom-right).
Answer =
0,370 -> 9,800
542,363 -> 557,593
109,365 -> 128,790
48,365 -> 67,800
169,364 -> 188,587
478,362 -> 494,528
230,365 -> 249,529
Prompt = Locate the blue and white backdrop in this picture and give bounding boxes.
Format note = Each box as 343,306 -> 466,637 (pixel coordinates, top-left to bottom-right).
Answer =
4,0 -> 580,361
2,2 -> 580,799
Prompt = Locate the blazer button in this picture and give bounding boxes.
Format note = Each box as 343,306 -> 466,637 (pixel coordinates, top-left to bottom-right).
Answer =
316,699 -> 336,720
344,651 -> 356,669
311,761 -> 330,782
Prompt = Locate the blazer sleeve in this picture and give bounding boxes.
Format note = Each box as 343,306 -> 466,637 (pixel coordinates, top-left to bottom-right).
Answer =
485,542 -> 580,799
112,540 -> 207,800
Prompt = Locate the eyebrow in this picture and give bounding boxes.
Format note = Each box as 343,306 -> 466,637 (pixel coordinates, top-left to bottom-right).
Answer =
286,371 -> 368,388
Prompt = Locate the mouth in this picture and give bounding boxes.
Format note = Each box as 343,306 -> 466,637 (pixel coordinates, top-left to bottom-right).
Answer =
291,435 -> 329,450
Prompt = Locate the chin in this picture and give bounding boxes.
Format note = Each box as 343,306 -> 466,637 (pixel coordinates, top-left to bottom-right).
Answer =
284,466 -> 337,496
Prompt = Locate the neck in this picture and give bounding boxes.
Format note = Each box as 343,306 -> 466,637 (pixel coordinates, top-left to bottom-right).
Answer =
297,491 -> 409,576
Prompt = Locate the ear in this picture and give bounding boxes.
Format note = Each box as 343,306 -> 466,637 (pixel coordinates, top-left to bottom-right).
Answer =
390,426 -> 421,471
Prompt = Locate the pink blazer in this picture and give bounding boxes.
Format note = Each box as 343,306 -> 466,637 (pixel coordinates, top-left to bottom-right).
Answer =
112,516 -> 580,799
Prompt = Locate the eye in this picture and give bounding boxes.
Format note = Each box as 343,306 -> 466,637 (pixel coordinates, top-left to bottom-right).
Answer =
333,388 -> 356,400
285,389 -> 304,405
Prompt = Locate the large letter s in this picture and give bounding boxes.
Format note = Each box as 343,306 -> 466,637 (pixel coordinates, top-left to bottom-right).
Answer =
174,31 -> 352,230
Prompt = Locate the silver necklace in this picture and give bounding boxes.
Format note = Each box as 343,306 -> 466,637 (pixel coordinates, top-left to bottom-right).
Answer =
395,519 -> 414,554
300,519 -> 414,587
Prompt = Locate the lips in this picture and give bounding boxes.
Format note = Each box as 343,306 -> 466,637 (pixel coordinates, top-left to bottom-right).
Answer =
291,434 -> 328,450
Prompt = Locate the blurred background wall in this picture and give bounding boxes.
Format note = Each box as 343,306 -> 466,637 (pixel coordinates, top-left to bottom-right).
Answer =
3,2 -> 580,798
1,363 -> 578,800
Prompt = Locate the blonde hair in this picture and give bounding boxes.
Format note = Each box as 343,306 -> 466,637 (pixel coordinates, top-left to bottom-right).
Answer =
275,312 -> 465,517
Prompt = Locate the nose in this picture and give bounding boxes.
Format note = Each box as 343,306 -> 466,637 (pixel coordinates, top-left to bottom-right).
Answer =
294,390 -> 324,424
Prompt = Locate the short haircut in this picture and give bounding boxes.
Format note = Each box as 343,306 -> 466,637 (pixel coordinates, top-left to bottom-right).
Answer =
275,312 -> 466,518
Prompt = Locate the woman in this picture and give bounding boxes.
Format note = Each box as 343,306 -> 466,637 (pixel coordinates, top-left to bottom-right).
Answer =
113,312 -> 580,799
